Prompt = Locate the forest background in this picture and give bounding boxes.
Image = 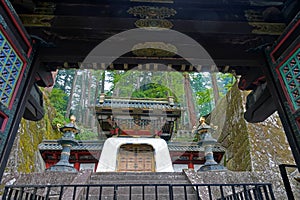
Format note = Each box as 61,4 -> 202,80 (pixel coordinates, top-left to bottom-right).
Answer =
49,69 -> 235,140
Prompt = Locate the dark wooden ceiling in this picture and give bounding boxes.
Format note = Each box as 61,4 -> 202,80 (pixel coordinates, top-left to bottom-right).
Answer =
11,0 -> 300,75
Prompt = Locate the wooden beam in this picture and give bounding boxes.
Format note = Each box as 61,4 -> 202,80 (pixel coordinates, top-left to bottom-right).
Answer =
37,36 -> 266,72
14,0 -> 286,23
21,15 -> 285,36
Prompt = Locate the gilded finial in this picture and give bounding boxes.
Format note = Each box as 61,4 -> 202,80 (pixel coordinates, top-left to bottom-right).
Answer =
196,116 -> 212,134
199,116 -> 206,125
70,115 -> 76,124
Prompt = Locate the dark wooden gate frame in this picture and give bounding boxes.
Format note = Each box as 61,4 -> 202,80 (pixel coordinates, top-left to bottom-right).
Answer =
264,12 -> 300,172
0,2 -> 300,181
0,0 -> 41,180
0,59 -> 39,180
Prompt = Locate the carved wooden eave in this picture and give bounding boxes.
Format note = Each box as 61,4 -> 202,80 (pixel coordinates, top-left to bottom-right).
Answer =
11,0 -> 300,75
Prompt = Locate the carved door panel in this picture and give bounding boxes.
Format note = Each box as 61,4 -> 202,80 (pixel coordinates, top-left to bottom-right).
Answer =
117,144 -> 155,172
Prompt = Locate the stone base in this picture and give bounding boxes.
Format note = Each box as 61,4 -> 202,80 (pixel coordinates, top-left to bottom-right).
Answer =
198,164 -> 227,172
46,163 -> 78,172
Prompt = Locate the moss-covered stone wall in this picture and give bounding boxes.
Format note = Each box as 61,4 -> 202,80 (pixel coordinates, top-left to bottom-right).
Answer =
210,83 -> 252,171
18,92 -> 62,173
1,90 -> 61,187
210,82 -> 295,172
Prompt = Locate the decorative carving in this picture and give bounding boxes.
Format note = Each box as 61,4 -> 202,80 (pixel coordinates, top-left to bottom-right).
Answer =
128,6 -> 176,19
34,2 -> 56,15
249,22 -> 286,35
132,42 -> 177,57
19,14 -> 54,27
278,48 -> 300,111
135,19 -> 173,29
128,6 -> 176,29
244,10 -> 263,22
0,30 -> 24,107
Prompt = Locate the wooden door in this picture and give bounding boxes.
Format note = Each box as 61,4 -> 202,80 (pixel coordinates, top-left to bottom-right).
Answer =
117,144 -> 155,172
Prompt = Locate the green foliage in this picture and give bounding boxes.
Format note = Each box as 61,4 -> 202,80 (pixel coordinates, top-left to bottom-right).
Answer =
48,88 -> 69,127
49,88 -> 68,113
190,72 -> 236,117
217,73 -> 236,97
108,70 -> 184,102
190,72 -> 213,116
51,112 -> 67,128
196,88 -> 213,116
132,83 -> 172,99
75,127 -> 98,140
196,89 -> 213,104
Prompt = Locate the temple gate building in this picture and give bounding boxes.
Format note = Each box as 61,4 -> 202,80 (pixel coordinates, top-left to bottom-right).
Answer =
38,96 -> 225,172
0,0 -> 300,199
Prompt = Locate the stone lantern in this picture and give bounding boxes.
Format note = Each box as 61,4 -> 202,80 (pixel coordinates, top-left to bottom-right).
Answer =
196,117 -> 227,172
46,115 -> 79,172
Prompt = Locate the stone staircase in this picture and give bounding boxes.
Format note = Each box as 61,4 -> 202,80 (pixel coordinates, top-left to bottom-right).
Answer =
86,172 -> 198,200
4,171 -> 279,199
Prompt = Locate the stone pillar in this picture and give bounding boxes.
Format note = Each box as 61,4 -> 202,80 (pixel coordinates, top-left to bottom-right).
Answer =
47,116 -> 80,172
196,117 -> 226,172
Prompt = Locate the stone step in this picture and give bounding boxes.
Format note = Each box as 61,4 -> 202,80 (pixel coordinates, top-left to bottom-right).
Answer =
86,194 -> 199,200
92,172 -> 184,176
90,172 -> 189,183
90,179 -> 190,184
91,172 -> 187,178
86,172 -> 195,199
87,185 -> 196,196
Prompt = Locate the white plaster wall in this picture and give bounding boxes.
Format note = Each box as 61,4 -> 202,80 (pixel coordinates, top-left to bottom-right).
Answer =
96,137 -> 174,172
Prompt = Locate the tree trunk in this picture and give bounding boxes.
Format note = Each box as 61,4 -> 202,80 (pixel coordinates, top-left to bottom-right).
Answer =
79,70 -> 86,124
183,73 -> 197,129
91,71 -> 101,129
65,70 -> 78,118
211,72 -> 220,106
63,70 -> 70,94
101,71 -> 106,93
94,71 -> 101,104
114,71 -> 120,97
85,70 -> 92,127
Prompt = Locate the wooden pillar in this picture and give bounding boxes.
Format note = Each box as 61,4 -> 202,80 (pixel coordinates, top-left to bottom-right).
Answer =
188,154 -> 194,169
45,163 -> 51,169
74,152 -> 80,171
94,162 -> 98,172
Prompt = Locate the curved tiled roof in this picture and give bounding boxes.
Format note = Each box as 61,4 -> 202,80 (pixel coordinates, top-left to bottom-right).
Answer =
38,140 -> 225,152
38,140 -> 103,151
96,97 -> 181,111
168,142 -> 225,152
